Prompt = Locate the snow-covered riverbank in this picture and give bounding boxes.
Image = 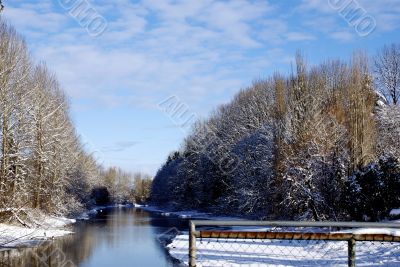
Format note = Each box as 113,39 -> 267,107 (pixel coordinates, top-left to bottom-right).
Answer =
0,214 -> 75,250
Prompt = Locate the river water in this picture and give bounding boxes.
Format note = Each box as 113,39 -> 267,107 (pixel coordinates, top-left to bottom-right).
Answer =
0,207 -> 188,267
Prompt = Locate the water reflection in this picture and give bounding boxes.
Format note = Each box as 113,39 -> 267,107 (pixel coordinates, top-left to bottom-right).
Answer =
0,207 -> 188,267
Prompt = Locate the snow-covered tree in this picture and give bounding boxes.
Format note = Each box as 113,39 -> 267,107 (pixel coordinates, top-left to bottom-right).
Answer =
0,18 -> 104,220
151,49 -> 399,221
231,127 -> 275,217
376,105 -> 400,158
374,43 -> 400,105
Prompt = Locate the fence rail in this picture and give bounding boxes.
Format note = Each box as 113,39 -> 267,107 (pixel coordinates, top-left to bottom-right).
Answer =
188,220 -> 400,267
197,230 -> 400,242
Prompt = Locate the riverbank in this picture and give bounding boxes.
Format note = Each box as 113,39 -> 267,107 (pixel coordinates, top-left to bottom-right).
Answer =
0,210 -> 75,250
0,204 -> 137,250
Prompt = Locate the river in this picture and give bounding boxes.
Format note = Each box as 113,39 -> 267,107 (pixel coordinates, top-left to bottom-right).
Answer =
0,207 -> 188,267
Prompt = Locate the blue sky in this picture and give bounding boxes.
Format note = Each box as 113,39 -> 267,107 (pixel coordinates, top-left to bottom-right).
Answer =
2,0 -> 400,175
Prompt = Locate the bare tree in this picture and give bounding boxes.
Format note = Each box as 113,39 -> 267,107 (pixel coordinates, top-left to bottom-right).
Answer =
374,44 -> 400,105
133,172 -> 152,204
347,53 -> 376,171
0,17 -> 110,222
0,20 -> 31,211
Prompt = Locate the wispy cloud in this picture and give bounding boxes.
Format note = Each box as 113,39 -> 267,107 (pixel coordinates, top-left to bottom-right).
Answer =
101,141 -> 139,153
298,0 -> 400,34
330,31 -> 354,42
2,1 -> 295,112
4,5 -> 67,33
286,32 -> 316,41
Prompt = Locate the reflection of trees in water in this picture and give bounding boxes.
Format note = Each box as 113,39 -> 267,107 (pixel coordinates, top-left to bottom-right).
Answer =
0,222 -> 98,266
0,208 -> 189,267
0,208 -> 153,266
101,208 -> 150,247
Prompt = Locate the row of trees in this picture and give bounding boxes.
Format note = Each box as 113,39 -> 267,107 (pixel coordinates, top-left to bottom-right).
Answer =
0,18 -> 102,218
0,18 -> 152,222
151,46 -> 400,221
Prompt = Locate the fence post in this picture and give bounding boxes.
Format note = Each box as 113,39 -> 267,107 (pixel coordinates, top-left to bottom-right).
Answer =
189,221 -> 196,267
348,237 -> 356,267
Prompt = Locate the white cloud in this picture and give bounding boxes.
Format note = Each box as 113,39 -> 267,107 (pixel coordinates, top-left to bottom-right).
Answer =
2,0 -> 283,113
4,6 -> 67,33
299,0 -> 400,34
330,30 -> 354,42
5,0 -> 400,112
286,32 -> 316,41
193,0 -> 272,48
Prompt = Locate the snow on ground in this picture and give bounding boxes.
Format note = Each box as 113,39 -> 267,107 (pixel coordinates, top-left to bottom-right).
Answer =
35,215 -> 75,228
339,227 -> 400,236
138,205 -> 400,266
390,209 -> 400,216
143,206 -> 400,266
0,215 -> 74,250
168,229 -> 400,267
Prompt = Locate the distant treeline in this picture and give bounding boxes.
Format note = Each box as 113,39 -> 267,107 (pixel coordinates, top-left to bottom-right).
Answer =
99,167 -> 152,205
151,47 -> 400,221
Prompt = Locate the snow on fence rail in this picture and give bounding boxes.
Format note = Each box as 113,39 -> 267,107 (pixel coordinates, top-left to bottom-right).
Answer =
171,220 -> 400,267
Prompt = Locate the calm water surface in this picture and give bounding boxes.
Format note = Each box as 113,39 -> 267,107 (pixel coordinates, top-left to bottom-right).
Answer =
0,207 -> 189,267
